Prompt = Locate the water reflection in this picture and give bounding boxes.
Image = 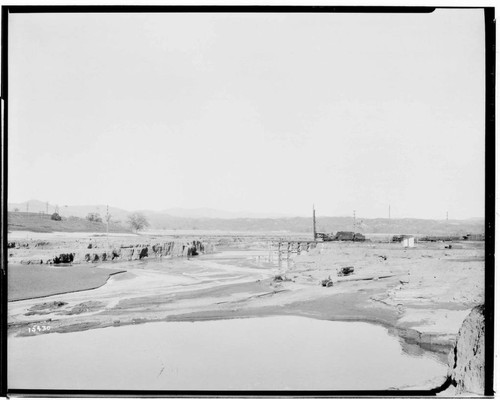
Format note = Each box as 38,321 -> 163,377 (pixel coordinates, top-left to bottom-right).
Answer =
387,326 -> 450,365
9,316 -> 447,391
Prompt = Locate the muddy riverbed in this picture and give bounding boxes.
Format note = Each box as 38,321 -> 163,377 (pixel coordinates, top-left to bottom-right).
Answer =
7,234 -> 484,391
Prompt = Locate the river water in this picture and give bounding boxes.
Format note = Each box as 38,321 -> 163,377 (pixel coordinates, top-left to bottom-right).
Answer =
9,316 -> 447,391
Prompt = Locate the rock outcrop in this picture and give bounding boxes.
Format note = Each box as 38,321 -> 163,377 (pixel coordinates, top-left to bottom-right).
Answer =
445,304 -> 485,395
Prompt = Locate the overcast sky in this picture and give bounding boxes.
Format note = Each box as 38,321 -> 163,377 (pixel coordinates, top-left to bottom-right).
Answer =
8,9 -> 485,219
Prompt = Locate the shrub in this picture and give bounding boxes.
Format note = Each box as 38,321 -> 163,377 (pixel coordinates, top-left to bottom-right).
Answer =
51,213 -> 62,221
86,213 -> 103,223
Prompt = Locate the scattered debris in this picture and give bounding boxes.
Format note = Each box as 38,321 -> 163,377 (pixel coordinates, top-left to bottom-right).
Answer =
273,275 -> 291,282
60,301 -> 105,315
321,276 -> 333,287
30,301 -> 67,311
25,301 -> 68,315
337,266 -> 355,277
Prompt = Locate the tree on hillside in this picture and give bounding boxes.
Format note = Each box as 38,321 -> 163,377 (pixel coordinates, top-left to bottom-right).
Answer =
86,212 -> 103,223
128,212 -> 150,232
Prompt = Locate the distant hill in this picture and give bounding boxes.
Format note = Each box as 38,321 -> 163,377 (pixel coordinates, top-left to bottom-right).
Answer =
141,214 -> 484,236
8,212 -> 131,234
159,207 -> 292,219
8,200 -> 131,223
8,200 -> 484,236
8,201 -> 289,221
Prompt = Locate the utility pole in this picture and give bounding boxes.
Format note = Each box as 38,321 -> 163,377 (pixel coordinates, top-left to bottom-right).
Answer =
446,211 -> 448,221
312,204 -> 317,241
353,210 -> 356,234
388,205 -> 391,243
106,205 -> 110,233
106,205 -> 110,246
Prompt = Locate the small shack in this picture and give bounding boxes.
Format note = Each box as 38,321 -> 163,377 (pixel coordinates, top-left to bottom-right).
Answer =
401,236 -> 415,248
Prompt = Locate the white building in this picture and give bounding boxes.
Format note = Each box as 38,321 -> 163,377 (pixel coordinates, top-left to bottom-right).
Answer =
402,236 -> 415,248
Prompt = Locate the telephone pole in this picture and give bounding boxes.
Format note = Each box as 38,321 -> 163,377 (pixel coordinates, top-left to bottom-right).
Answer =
388,205 -> 391,219
106,205 -> 110,248
312,204 -> 317,241
106,205 -> 110,235
353,210 -> 356,233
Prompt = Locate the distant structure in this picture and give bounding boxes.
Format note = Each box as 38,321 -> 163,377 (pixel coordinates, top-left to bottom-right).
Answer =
334,231 -> 366,241
401,236 -> 415,248
463,233 -> 485,241
312,207 -> 365,242
420,235 -> 463,242
392,234 -> 415,247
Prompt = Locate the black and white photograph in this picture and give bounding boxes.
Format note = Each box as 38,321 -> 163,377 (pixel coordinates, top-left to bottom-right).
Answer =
3,5 -> 494,396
